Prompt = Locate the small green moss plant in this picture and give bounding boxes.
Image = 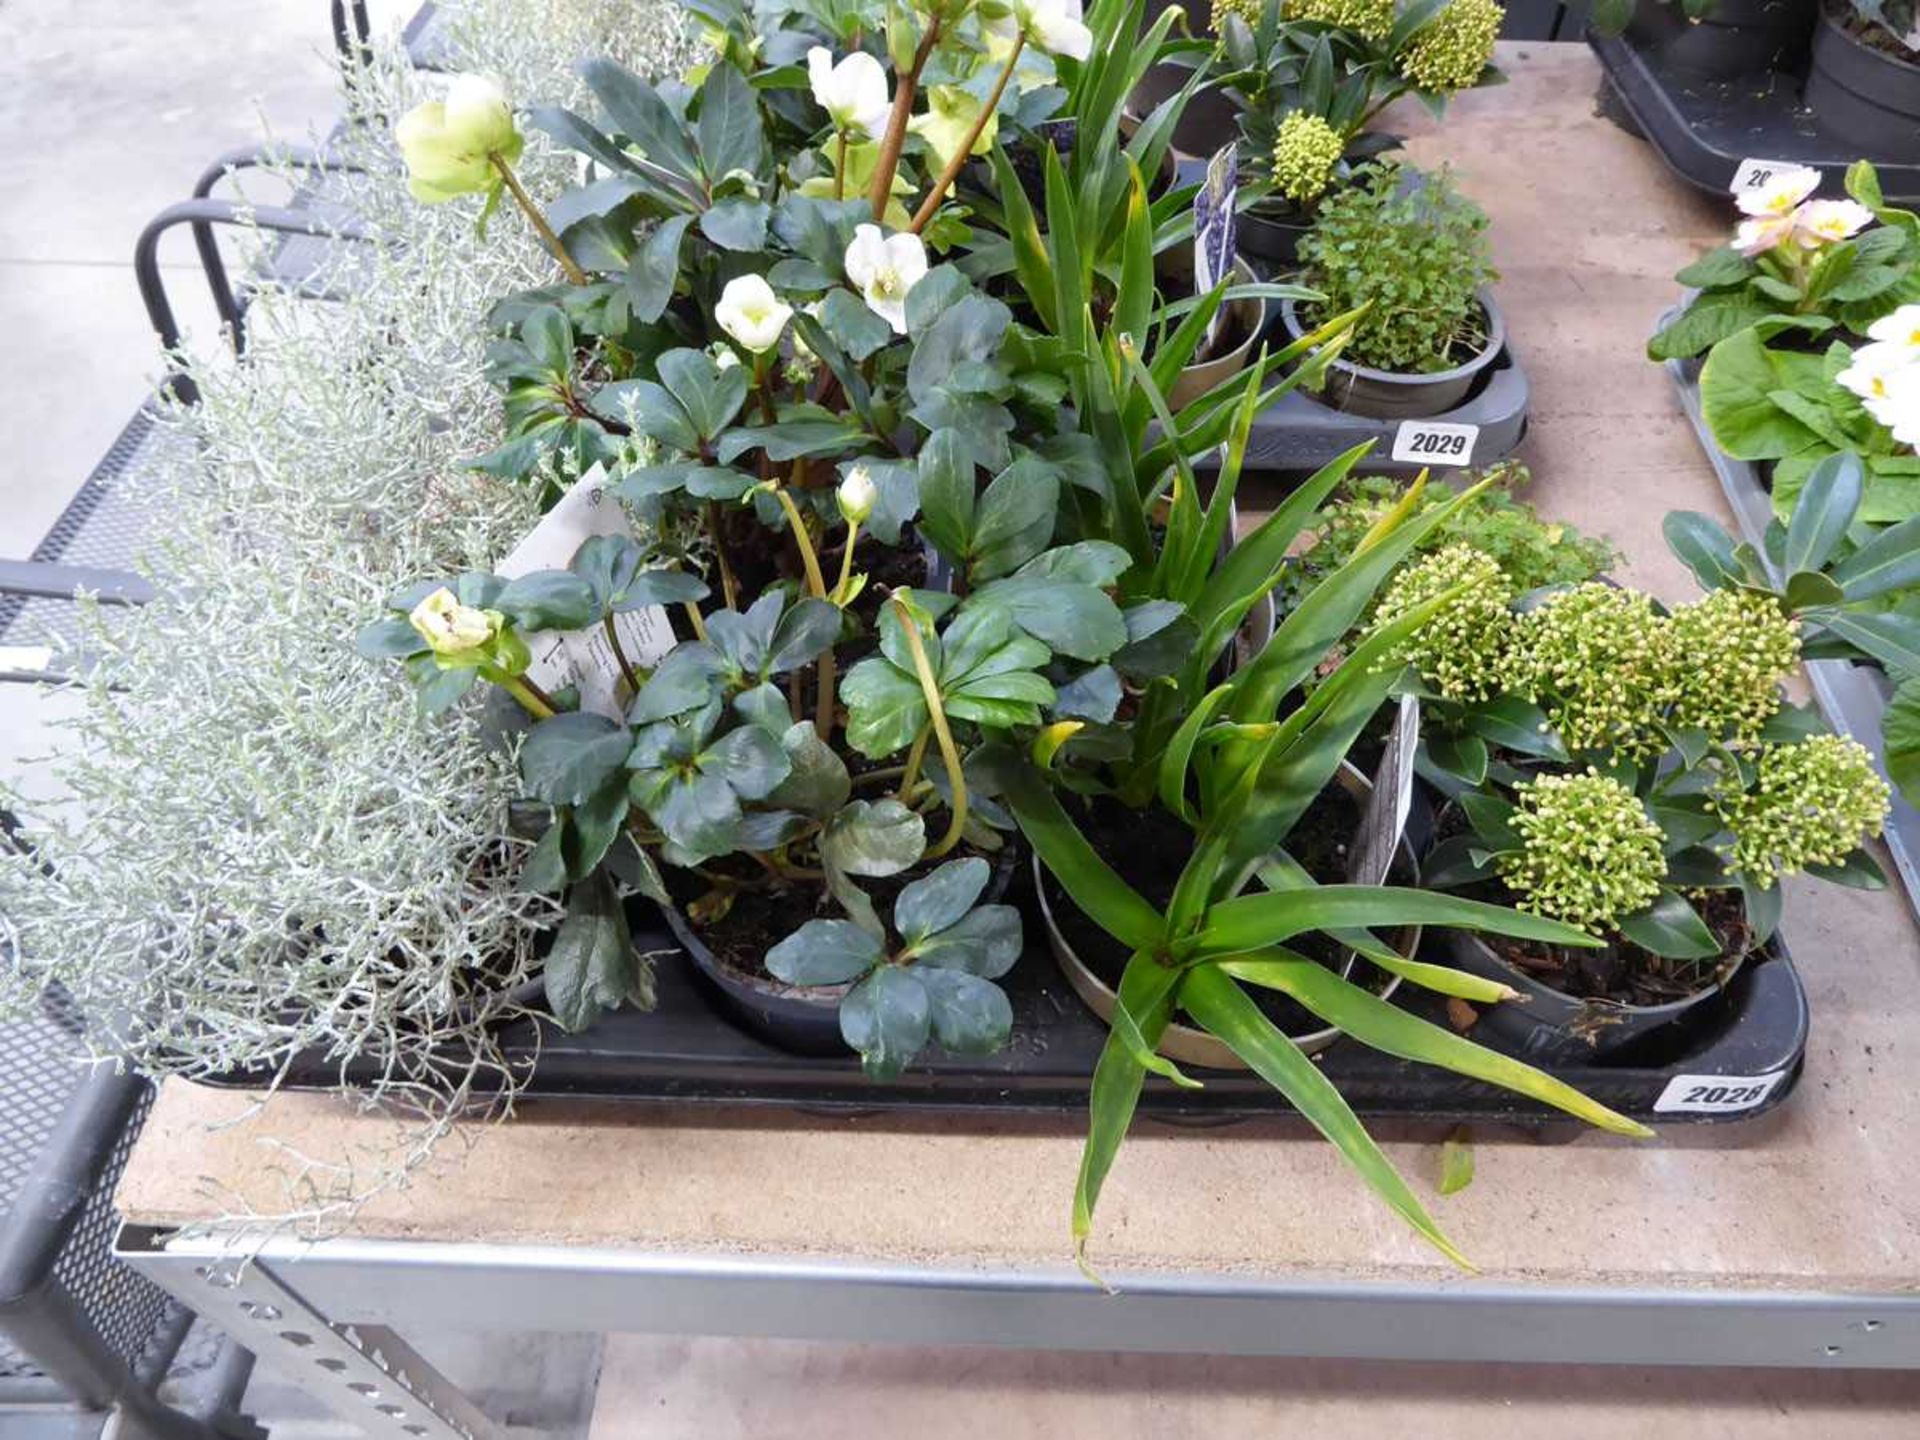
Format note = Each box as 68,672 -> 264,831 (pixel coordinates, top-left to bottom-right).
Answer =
1271,110 -> 1346,206
1282,0 -> 1398,40
1662,589 -> 1801,744
1283,465 -> 1619,615
1498,771 -> 1669,933
1397,0 -> 1505,93
1712,735 -> 1890,881
1300,160 -> 1497,374
1500,583 -> 1670,757
1371,543 -> 1513,700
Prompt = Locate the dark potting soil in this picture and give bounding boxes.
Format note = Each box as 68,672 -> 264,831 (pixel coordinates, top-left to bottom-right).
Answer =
667,834 -> 1003,986
1041,786 -> 1389,1038
1834,0 -> 1920,64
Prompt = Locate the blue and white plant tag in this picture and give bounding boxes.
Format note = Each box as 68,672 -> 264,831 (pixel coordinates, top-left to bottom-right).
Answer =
1194,144 -> 1239,358
498,465 -> 675,719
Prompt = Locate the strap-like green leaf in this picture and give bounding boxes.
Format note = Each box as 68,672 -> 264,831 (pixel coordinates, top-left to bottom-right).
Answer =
1000,763 -> 1164,952
1178,964 -> 1472,1269
1218,949 -> 1652,1137
1189,884 -> 1599,960
1157,683 -> 1236,823
1073,951 -> 1181,1282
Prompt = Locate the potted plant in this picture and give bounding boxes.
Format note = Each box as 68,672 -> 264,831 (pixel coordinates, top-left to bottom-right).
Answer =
971,318 -> 1648,1267
1590,0 -> 1819,82
359,0 -> 1365,1073
1394,547 -> 1890,1058
1131,0 -> 1506,263
1649,160 -> 1914,363
1806,0 -> 1920,161
1280,159 -> 1504,418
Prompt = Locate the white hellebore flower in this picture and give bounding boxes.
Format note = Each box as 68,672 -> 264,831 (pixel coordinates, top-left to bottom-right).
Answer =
1735,165 -> 1821,219
395,74 -> 522,203
838,465 -> 878,525
807,47 -> 891,141
1867,304 -> 1920,355
715,274 -> 793,354
843,224 -> 928,335
989,0 -> 1094,62
1795,199 -> 1875,246
410,588 -> 496,657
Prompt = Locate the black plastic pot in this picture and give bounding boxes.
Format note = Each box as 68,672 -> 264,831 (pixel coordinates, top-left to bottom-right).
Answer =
1628,0 -> 1817,79
662,841 -> 1020,1057
1438,928 -> 1741,1064
1279,290 -> 1507,421
1238,203 -> 1314,266
1805,9 -> 1920,162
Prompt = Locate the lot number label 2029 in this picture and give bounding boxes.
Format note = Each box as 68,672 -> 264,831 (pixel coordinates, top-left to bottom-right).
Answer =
1391,421 -> 1478,466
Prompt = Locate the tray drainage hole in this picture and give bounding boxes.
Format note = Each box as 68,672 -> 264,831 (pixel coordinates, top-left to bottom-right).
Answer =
1825,1345 -> 1842,1356
240,1302 -> 282,1322
348,1383 -> 381,1397
315,1359 -> 349,1374
278,1331 -> 314,1347
1864,1320 -> 1883,1332
375,1405 -> 407,1418
404,1427 -> 430,1436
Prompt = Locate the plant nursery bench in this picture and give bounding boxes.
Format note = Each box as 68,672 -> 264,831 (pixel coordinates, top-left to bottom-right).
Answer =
99,46 -> 1920,1439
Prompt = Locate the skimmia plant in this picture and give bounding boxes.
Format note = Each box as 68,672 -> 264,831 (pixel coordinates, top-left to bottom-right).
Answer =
1205,0 -> 1505,213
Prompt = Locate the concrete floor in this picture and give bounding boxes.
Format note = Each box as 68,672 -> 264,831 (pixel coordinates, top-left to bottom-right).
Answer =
13,8 -> 1920,1437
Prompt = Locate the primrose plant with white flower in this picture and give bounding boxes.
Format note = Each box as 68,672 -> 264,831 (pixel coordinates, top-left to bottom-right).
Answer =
1651,160 -> 1920,363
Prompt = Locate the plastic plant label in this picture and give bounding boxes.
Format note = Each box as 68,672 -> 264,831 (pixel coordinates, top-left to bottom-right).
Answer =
1347,694 -> 1420,885
0,646 -> 54,674
498,465 -> 675,719
1729,158 -> 1795,194
1391,421 -> 1478,467
1651,1071 -> 1787,1114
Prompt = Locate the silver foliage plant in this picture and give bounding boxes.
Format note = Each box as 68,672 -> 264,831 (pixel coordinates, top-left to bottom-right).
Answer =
0,0 -> 695,1156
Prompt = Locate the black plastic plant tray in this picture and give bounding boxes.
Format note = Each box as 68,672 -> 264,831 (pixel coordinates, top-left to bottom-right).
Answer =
214,889 -> 1811,1128
1663,337 -> 1920,918
1233,342 -> 1531,478
1592,33 -> 1920,203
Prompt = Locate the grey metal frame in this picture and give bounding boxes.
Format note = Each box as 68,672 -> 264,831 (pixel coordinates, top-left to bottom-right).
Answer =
112,1220 -> 1920,1440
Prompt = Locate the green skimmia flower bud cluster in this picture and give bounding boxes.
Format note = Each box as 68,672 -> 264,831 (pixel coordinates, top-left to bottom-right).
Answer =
1499,583 -> 1670,757
1711,735 -> 1890,882
1662,588 -> 1801,745
1397,0 -> 1503,94
1270,111 -> 1347,206
1283,0 -> 1397,41
1497,770 -> 1668,933
1371,543 -> 1513,701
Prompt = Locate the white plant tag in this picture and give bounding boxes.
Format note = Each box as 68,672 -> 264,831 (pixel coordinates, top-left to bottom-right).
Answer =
1348,695 -> 1420,885
1391,420 -> 1478,467
1652,1071 -> 1788,1115
1729,157 -> 1795,194
497,465 -> 676,719
0,646 -> 55,674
